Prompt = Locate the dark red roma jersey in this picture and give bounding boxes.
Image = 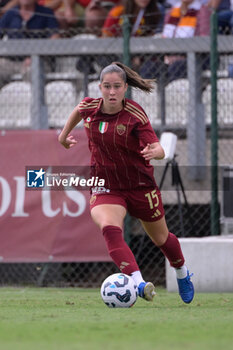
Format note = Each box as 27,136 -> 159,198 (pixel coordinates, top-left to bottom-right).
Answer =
78,97 -> 159,190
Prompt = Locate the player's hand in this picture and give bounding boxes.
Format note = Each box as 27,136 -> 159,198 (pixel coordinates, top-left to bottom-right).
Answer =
59,134 -> 77,149
141,143 -> 165,160
141,143 -> 155,161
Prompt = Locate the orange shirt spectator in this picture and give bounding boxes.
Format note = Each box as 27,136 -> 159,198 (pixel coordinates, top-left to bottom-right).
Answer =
102,4 -> 124,36
102,0 -> 161,37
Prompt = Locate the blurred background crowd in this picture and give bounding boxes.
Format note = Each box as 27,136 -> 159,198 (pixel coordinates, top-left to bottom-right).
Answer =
0,0 -> 232,89
0,0 -> 233,39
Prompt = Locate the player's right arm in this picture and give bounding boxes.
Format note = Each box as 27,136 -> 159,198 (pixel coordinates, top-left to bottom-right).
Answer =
58,105 -> 82,149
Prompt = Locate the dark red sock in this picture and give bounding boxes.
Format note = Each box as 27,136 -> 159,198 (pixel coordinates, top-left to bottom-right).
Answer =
102,225 -> 139,275
159,232 -> 185,268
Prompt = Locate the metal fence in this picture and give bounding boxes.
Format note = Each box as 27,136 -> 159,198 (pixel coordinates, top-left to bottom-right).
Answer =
0,28 -> 233,287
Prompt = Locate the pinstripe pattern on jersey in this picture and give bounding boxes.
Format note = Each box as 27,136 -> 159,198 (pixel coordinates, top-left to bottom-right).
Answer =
89,118 -> 112,188
124,101 -> 148,125
121,111 -> 148,187
112,113 -> 131,189
100,140 -> 115,188
96,146 -> 112,188
97,114 -> 122,189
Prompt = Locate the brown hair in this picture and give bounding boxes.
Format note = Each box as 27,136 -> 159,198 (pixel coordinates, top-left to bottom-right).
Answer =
100,61 -> 155,93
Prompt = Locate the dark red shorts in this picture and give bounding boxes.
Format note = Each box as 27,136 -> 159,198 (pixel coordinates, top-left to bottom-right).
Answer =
89,187 -> 165,222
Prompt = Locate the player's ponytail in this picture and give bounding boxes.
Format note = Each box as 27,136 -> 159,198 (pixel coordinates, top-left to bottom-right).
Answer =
100,62 -> 155,93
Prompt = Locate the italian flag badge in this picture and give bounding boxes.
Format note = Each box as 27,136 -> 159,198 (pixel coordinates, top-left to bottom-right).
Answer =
99,121 -> 108,134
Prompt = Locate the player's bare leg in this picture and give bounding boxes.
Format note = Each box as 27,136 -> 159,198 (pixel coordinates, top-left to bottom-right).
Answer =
91,204 -> 126,230
141,216 -> 169,246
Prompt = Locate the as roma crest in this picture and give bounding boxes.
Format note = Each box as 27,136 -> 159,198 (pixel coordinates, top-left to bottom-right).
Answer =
99,121 -> 108,134
116,124 -> 126,135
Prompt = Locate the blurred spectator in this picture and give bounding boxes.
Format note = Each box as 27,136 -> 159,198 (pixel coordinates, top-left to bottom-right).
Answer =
209,0 -> 233,77
75,1 -> 122,79
0,0 -> 59,88
85,0 -> 121,35
161,0 -> 202,81
163,0 -> 202,38
195,0 -> 212,36
210,0 -> 233,34
102,0 -> 162,37
3,0 -> 92,30
0,0 -> 59,38
139,0 -> 210,83
38,0 -> 91,29
99,0 -> 163,75
40,0 -> 121,32
63,0 -> 91,27
0,0 -> 18,17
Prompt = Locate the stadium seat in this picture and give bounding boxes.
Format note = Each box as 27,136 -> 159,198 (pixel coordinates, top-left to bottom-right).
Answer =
202,78 -> 233,126
202,84 -> 211,125
0,82 -> 31,129
87,81 -> 101,99
165,79 -> 189,126
46,81 -> 80,128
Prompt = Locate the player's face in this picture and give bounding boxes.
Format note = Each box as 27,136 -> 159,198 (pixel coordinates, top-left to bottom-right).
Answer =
99,72 -> 128,111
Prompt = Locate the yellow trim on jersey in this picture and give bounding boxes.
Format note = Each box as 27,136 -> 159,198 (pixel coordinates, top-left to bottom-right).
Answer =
125,102 -> 148,125
124,107 -> 146,125
126,102 -> 148,123
79,104 -> 99,110
78,99 -> 100,111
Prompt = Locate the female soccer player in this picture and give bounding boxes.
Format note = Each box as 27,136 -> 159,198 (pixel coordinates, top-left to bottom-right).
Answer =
58,62 -> 194,304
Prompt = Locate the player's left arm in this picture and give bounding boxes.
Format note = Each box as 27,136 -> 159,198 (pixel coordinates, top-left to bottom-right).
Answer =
136,119 -> 165,160
132,102 -> 165,160
141,142 -> 165,161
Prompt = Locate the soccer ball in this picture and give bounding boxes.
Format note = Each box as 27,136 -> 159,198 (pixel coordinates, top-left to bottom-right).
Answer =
100,273 -> 138,308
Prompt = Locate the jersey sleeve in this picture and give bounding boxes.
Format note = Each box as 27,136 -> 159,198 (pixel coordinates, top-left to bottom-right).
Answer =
125,99 -> 159,147
136,119 -> 159,148
77,97 -> 100,120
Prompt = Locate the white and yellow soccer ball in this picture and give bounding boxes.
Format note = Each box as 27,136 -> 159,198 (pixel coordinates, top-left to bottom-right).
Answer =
100,273 -> 138,308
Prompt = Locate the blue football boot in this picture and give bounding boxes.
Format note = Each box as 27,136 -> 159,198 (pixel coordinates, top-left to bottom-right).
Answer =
177,271 -> 194,304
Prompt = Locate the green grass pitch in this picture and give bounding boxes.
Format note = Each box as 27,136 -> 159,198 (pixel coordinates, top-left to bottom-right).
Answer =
0,287 -> 233,350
